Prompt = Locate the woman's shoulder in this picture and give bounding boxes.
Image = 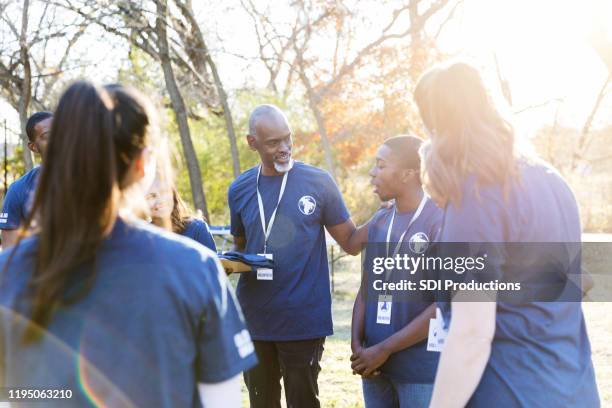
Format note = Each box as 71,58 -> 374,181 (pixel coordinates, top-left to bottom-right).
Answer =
121,218 -> 216,265
185,217 -> 209,230
0,235 -> 39,276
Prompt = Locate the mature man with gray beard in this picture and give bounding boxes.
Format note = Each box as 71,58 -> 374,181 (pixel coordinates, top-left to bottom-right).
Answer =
228,104 -> 365,408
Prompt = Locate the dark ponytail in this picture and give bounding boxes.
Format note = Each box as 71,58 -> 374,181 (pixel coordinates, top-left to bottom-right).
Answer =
104,84 -> 150,185
19,81 -> 150,343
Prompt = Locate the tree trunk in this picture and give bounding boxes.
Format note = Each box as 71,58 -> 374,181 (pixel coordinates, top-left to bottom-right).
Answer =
206,54 -> 241,178
174,0 -> 241,177
156,0 -> 209,219
18,0 -> 33,170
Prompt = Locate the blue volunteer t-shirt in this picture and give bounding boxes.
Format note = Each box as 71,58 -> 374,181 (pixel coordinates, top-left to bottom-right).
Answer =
0,166 -> 40,229
363,198 -> 442,383
438,159 -> 599,407
0,218 -> 257,408
228,161 -> 350,340
182,218 -> 217,252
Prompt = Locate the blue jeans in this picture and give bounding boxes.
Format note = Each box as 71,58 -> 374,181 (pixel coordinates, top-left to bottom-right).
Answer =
362,375 -> 433,408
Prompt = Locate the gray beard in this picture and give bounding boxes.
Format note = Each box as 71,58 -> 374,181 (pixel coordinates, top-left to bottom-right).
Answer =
274,158 -> 294,173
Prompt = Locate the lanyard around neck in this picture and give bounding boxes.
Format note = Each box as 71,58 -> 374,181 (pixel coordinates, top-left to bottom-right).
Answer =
385,194 -> 428,258
256,165 -> 289,253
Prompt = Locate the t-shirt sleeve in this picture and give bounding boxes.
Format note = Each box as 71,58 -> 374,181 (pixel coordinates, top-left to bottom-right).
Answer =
321,173 -> 350,227
194,256 -> 257,383
228,185 -> 245,237
0,182 -> 24,230
196,221 -> 217,253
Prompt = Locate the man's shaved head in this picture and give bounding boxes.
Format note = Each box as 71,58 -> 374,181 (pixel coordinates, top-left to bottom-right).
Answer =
246,104 -> 293,175
248,104 -> 289,137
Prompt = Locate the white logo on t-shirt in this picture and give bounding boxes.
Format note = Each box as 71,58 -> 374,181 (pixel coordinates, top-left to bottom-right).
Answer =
234,329 -> 254,358
409,232 -> 429,254
298,195 -> 316,215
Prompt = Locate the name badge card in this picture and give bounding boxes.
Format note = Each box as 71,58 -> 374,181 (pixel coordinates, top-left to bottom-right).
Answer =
376,294 -> 393,325
256,253 -> 273,280
427,307 -> 448,352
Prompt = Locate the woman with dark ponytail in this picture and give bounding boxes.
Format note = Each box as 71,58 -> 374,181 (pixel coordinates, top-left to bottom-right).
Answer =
0,82 -> 255,407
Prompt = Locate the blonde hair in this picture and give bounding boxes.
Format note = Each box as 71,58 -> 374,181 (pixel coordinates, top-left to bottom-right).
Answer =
414,62 -> 517,206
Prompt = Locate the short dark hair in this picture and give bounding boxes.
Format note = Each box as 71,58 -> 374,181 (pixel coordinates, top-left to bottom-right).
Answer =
383,135 -> 423,170
25,111 -> 53,142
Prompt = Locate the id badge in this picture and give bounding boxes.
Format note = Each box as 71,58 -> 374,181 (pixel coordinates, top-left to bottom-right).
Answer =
376,295 -> 392,325
427,308 -> 448,352
256,253 -> 273,280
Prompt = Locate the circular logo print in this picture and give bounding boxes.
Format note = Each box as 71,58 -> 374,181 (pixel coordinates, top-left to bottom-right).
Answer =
409,232 -> 429,254
298,195 -> 317,215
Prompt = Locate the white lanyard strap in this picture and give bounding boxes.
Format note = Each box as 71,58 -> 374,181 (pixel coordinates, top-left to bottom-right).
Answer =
385,195 -> 428,258
256,165 -> 289,253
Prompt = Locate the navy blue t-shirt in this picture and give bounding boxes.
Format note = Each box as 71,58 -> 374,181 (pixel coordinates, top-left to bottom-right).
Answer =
438,159 -> 599,407
363,198 -> 442,383
0,218 -> 257,408
182,218 -> 217,252
228,161 -> 350,340
0,166 -> 40,230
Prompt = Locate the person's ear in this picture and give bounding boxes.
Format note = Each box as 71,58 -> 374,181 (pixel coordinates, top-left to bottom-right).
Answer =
407,169 -> 421,184
399,168 -> 412,184
400,169 -> 420,185
121,150 -> 146,188
247,134 -> 257,151
27,141 -> 38,154
134,151 -> 146,181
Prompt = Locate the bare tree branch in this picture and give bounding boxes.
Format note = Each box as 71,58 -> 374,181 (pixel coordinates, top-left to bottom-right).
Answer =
434,0 -> 464,40
572,73 -> 611,168
18,0 -> 34,169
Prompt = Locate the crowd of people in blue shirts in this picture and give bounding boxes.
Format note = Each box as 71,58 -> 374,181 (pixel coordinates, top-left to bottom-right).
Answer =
0,62 -> 600,407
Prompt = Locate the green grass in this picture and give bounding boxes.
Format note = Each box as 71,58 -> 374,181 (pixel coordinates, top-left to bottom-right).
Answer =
233,255 -> 611,407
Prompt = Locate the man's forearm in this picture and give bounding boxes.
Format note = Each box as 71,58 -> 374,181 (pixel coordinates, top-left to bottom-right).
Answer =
327,219 -> 369,256
345,222 -> 369,255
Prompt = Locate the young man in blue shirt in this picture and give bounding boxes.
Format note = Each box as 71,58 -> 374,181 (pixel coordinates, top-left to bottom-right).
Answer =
351,135 -> 443,407
1,111 -> 52,248
228,104 -> 365,408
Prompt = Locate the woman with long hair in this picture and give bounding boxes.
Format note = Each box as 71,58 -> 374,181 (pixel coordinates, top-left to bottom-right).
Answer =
415,63 -> 599,407
0,82 -> 255,407
147,180 -> 217,252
